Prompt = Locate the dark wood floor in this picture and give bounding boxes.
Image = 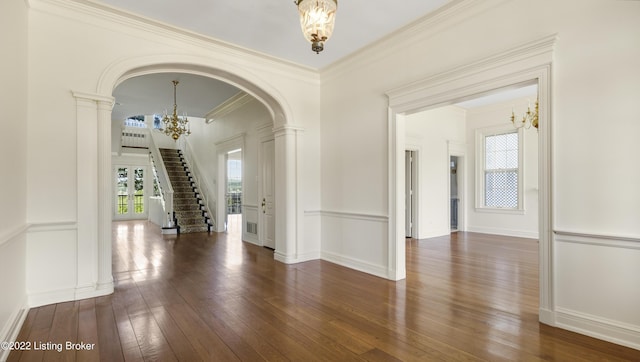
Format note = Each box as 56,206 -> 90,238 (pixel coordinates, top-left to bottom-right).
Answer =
9,221 -> 640,361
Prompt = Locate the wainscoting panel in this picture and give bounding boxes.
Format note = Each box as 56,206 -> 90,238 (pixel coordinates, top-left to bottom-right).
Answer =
320,210 -> 389,278
554,231 -> 640,350
27,222 -> 78,307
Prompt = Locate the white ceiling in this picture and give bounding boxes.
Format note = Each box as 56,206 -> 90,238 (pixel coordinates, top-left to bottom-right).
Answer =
93,0 -> 452,69
112,73 -> 241,121
103,0 -> 453,121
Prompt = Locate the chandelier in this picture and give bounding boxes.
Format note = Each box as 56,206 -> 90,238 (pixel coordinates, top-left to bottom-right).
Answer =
510,98 -> 538,130
294,0 -> 338,54
161,80 -> 191,141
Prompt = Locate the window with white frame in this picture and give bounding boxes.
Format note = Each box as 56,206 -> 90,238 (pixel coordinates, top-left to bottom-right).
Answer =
476,126 -> 523,212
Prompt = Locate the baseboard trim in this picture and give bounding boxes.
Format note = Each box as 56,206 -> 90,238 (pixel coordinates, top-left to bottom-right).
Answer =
321,251 -> 388,279
539,307 -> 556,326
274,251 -> 320,264
555,308 -> 640,351
466,225 -> 538,239
0,302 -> 29,362
242,232 -> 259,246
28,282 -> 114,308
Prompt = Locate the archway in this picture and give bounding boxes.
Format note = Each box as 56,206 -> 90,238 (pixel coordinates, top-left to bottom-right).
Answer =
75,54 -> 300,296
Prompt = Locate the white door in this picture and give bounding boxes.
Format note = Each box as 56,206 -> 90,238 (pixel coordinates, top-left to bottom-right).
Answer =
114,166 -> 147,220
260,139 -> 276,249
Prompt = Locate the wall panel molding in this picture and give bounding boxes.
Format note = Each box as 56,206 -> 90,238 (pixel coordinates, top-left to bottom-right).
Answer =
27,221 -> 77,233
312,210 -> 388,222
555,230 -> 640,250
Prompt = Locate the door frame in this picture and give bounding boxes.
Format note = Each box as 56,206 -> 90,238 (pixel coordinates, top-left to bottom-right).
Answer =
113,164 -> 149,220
404,149 -> 419,239
448,142 -> 466,233
215,133 -> 245,232
386,35 -> 556,325
258,137 -> 276,248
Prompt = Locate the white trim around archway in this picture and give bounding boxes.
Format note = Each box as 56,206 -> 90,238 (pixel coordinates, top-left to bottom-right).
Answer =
386,34 -> 557,326
73,55 -> 303,301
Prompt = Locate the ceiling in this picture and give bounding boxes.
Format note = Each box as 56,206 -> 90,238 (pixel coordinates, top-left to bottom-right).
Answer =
93,0 -> 452,69
112,73 -> 241,121
103,0 -> 453,121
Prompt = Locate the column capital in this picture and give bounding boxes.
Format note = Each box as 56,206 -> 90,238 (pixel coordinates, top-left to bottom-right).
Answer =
273,125 -> 304,138
71,91 -> 114,108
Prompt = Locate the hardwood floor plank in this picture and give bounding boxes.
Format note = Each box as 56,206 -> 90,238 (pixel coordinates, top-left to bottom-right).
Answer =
128,310 -> 177,361
43,301 -> 78,362
94,296 -> 124,362
164,303 -> 239,361
8,221 -> 640,361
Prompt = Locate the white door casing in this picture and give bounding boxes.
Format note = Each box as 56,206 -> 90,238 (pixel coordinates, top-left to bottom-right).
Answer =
386,35 -> 555,326
260,139 -> 276,249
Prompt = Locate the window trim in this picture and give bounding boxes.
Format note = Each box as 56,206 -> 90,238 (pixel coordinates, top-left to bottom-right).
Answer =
475,124 -> 524,213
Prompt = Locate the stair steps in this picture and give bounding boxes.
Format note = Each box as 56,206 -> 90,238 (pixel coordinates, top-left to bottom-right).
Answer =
159,148 -> 212,234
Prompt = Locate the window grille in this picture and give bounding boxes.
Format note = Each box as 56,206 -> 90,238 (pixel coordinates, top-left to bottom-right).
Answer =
484,131 -> 519,209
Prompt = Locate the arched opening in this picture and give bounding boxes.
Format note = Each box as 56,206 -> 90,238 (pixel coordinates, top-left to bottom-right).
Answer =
81,56 -> 298,296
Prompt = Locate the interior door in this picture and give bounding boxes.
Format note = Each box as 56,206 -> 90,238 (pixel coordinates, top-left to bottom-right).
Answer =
114,166 -> 147,220
260,139 -> 276,249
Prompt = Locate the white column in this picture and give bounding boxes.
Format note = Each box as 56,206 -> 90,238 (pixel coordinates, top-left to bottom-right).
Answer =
97,97 -> 114,292
72,91 -> 114,298
388,111 -> 407,281
273,125 -> 302,263
73,94 -> 99,296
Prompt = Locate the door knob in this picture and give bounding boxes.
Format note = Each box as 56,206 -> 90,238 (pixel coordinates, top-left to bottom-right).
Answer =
261,198 -> 266,213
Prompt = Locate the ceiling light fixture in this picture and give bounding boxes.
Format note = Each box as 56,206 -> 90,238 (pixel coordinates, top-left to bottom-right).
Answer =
294,0 -> 337,54
161,80 -> 191,141
510,98 -> 538,130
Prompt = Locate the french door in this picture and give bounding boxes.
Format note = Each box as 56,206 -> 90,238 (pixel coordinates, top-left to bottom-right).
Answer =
114,166 -> 147,220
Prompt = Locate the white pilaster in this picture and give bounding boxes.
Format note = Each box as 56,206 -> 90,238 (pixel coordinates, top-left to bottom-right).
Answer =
97,97 -> 114,292
273,125 -> 303,263
73,91 -> 114,297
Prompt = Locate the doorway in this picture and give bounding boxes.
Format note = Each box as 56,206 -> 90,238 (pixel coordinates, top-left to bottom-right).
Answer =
387,35 -> 554,322
405,150 -> 417,238
450,156 -> 459,232
114,165 -> 147,220
226,149 -> 242,238
260,139 -> 276,249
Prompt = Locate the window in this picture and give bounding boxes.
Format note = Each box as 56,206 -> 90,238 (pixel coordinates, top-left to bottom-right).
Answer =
476,126 -> 523,212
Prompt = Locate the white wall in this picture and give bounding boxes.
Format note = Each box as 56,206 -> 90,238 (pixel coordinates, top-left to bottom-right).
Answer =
320,0 -> 640,349
406,106 -> 466,239
465,97 -> 539,239
0,0 -> 29,354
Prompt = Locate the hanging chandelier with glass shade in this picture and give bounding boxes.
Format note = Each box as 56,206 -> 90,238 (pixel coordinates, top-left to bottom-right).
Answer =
161,80 -> 191,141
510,98 -> 539,130
294,0 -> 338,54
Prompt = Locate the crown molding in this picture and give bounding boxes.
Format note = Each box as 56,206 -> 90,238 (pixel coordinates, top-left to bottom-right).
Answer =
205,92 -> 253,124
321,0 -> 508,81
27,0 -> 320,84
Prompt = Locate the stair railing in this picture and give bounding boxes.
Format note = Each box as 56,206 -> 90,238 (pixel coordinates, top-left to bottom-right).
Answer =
148,130 -> 174,225
182,140 -> 215,229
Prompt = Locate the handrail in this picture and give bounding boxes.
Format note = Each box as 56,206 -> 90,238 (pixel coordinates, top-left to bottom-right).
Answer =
148,129 -> 174,225
183,140 -> 215,228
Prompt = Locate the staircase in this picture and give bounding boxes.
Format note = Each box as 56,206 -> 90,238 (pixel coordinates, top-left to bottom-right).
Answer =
159,148 -> 212,233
